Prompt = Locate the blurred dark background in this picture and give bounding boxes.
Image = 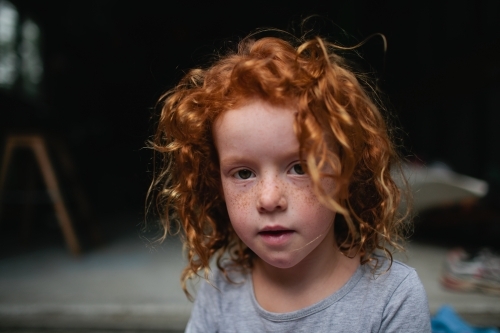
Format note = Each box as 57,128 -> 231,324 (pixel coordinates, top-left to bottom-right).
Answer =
1,0 -> 500,252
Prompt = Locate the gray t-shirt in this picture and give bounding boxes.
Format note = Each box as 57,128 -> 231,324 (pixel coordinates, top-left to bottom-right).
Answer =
185,259 -> 431,332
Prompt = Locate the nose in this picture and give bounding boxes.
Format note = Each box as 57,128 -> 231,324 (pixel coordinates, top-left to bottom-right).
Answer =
256,175 -> 287,213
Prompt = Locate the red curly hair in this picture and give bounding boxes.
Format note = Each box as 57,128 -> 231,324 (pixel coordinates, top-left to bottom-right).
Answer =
149,34 -> 409,298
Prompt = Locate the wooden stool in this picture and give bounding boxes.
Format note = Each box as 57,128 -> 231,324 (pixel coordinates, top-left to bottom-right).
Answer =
0,134 -> 81,255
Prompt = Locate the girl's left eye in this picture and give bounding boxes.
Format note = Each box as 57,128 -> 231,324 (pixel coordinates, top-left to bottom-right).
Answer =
290,163 -> 305,175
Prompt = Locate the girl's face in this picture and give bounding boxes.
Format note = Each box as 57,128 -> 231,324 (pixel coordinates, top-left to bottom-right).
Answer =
214,100 -> 337,269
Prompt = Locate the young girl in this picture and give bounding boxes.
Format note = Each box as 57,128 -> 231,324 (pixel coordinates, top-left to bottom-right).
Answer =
150,33 -> 431,332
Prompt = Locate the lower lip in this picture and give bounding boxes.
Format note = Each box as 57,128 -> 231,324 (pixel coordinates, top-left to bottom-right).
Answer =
258,230 -> 294,246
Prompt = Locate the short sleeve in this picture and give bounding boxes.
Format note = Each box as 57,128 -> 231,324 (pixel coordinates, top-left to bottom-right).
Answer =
184,278 -> 221,333
379,269 -> 432,333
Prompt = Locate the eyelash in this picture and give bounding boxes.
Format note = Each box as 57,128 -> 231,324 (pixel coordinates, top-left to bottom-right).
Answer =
232,162 -> 305,179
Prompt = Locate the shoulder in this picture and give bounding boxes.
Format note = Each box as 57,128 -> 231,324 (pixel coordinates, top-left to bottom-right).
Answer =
193,266 -> 250,306
204,265 -> 250,294
185,267 -> 252,333
358,256 -> 423,289
380,259 -> 429,304
389,260 -> 425,290
356,258 -> 429,308
335,257 -> 431,332
375,256 -> 416,276
362,258 -> 431,332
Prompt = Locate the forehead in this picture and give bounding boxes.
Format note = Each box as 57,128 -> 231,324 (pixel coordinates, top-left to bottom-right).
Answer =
213,99 -> 298,152
214,99 -> 295,132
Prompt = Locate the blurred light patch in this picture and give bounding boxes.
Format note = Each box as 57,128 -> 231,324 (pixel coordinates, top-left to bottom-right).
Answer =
0,0 -> 19,88
20,19 -> 43,96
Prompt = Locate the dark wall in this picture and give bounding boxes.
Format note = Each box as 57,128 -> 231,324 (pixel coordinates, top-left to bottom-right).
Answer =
2,0 -> 500,221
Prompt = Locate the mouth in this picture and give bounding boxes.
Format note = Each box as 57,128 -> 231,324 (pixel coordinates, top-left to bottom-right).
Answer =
258,226 -> 294,246
258,230 -> 294,236
259,225 -> 293,234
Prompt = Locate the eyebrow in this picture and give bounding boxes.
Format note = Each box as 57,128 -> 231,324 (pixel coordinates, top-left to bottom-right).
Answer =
219,155 -> 253,166
219,150 -> 301,167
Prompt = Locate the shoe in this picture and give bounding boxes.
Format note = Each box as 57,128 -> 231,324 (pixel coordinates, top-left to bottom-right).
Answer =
441,247 -> 500,296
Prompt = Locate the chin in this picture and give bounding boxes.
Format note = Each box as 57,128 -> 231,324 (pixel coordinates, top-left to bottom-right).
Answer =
259,254 -> 302,270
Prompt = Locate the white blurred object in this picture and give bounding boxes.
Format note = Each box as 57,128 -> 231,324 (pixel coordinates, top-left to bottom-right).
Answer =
395,162 -> 489,213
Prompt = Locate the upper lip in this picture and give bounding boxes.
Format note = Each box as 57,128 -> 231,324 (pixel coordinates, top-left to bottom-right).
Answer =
259,225 -> 292,232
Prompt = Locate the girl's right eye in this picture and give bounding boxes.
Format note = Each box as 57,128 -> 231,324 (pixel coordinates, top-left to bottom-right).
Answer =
234,169 -> 255,180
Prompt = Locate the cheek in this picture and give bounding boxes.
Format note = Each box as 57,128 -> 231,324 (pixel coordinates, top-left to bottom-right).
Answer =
293,182 -> 325,207
303,184 -> 320,206
295,183 -> 336,227
223,187 -> 255,244
321,176 -> 337,195
221,180 -> 252,223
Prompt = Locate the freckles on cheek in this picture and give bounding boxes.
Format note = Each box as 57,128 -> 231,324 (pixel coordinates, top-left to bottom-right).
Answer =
299,184 -> 335,221
298,183 -> 320,207
303,178 -> 337,205
226,192 -> 252,242
224,186 -> 252,221
303,185 -> 317,206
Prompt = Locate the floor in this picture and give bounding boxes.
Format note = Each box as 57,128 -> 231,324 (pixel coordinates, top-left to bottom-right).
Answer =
0,212 -> 499,332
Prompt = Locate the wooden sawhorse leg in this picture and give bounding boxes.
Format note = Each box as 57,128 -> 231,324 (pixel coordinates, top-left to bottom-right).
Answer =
0,135 -> 81,256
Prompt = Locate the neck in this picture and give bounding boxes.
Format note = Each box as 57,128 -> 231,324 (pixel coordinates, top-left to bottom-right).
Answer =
252,240 -> 360,313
